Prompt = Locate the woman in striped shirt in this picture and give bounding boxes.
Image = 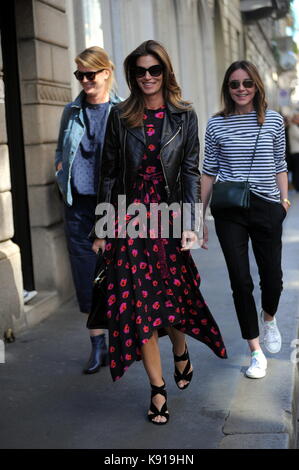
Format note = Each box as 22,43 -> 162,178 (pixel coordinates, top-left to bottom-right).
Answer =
201,60 -> 289,379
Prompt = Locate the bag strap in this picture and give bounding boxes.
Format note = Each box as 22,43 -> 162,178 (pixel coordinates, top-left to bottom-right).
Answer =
246,124 -> 262,182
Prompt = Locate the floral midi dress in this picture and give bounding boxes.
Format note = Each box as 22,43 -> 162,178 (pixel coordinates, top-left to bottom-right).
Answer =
101,107 -> 227,381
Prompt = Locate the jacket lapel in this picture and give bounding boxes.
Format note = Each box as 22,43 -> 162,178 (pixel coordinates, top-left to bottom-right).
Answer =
127,126 -> 146,145
161,104 -> 183,148
160,109 -> 173,148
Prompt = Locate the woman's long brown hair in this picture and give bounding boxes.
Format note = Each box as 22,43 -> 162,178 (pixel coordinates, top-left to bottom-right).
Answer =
120,40 -> 191,128
216,60 -> 267,124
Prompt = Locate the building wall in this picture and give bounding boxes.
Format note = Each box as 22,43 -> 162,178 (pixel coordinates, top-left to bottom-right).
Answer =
0,0 -> 76,336
211,1 -> 280,109
221,0 -> 243,65
244,19 -> 278,108
0,32 -> 24,337
14,0 -> 74,301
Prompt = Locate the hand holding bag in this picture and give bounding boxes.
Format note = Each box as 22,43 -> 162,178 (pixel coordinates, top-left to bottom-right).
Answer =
210,124 -> 262,210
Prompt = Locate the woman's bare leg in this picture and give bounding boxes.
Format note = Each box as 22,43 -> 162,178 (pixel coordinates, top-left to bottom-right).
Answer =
166,327 -> 193,388
89,328 -> 104,336
141,330 -> 168,424
248,336 -> 262,352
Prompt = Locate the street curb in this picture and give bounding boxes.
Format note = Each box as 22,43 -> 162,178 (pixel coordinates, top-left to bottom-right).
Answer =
219,355 -> 299,449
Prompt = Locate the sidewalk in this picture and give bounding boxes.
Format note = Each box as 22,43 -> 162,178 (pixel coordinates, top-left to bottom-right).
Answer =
0,193 -> 299,449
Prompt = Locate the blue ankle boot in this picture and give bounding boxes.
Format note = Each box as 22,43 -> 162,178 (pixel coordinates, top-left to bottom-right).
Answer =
83,334 -> 108,374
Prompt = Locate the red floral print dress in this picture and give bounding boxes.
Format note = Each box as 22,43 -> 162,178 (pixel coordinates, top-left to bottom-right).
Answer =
102,107 -> 227,381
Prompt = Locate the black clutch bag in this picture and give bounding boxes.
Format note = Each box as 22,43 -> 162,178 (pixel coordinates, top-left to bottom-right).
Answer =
86,252 -> 108,330
210,181 -> 250,210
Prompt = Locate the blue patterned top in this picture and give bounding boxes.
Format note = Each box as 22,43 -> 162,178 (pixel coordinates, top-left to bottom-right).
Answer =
71,100 -> 110,195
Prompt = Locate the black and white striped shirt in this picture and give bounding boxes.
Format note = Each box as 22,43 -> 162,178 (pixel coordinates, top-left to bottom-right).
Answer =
203,109 -> 287,202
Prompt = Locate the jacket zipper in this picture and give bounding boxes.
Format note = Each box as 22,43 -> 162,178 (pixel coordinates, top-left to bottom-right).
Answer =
123,130 -> 127,192
160,126 -> 182,197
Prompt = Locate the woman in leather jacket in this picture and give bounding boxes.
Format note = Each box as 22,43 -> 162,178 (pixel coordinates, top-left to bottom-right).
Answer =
90,40 -> 227,425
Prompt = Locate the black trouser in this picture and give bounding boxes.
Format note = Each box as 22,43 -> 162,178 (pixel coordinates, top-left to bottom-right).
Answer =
211,193 -> 286,340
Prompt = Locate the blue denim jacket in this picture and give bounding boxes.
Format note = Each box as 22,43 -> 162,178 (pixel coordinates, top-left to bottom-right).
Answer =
54,90 -> 122,206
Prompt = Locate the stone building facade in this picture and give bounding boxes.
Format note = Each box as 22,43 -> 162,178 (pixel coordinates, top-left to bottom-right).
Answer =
0,0 -> 294,336
0,0 -> 73,338
0,33 -> 24,335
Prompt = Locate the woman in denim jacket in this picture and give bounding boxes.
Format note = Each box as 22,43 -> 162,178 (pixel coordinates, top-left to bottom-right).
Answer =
55,46 -> 121,374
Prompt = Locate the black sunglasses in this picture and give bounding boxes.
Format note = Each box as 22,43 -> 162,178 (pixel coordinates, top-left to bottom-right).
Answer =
134,65 -> 163,78
229,79 -> 255,90
73,69 -> 104,81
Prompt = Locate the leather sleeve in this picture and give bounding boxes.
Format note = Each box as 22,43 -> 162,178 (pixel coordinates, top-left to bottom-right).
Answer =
97,107 -> 120,205
181,108 -> 201,232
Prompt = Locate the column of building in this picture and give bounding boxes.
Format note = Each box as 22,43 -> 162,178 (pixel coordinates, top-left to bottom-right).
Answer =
0,34 -> 24,337
15,0 -> 74,315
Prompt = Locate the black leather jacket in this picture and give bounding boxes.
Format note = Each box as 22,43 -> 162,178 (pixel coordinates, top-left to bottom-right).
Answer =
94,101 -> 201,235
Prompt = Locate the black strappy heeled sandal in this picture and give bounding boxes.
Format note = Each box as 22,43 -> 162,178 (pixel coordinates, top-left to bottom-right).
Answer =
148,381 -> 170,425
173,345 -> 193,390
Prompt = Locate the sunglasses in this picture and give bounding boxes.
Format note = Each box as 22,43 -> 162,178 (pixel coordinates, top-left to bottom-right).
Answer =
134,65 -> 163,78
73,69 -> 104,81
229,79 -> 255,89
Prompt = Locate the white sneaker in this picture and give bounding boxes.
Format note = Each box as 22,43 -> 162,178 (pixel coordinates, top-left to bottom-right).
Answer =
261,311 -> 282,354
245,350 -> 267,379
